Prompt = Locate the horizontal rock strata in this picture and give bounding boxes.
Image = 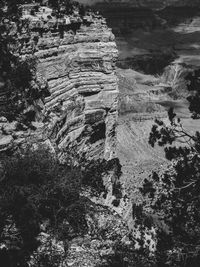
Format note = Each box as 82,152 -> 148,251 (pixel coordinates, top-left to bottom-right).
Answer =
1,5 -> 119,160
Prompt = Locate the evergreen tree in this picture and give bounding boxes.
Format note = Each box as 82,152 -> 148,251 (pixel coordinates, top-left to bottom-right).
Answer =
137,71 -> 200,266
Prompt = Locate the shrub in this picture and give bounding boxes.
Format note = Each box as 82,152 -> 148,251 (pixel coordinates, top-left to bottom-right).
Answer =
0,144 -> 122,266
0,145 -> 83,267
136,83 -> 200,266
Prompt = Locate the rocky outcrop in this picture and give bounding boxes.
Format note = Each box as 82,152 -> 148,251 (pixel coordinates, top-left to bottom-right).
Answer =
0,5 -> 119,161
161,63 -> 190,98
29,198 -> 133,267
117,68 -> 168,116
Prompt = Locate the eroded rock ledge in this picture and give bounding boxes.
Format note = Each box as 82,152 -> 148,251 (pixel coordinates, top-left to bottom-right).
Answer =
1,5 -> 119,161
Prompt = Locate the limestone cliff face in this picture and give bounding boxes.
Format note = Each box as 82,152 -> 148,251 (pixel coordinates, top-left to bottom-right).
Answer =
3,6 -> 119,160
41,19 -> 118,160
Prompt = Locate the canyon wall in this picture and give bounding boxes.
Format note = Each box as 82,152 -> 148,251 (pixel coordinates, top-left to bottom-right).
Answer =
0,5 -> 119,161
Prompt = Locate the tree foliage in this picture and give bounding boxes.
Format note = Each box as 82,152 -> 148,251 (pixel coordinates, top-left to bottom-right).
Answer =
0,0 -> 50,122
137,70 -> 200,266
0,146 -> 84,267
186,69 -> 200,119
48,0 -> 86,17
0,144 -> 123,267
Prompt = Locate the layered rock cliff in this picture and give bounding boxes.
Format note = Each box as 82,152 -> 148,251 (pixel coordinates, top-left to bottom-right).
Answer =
0,5 -> 119,161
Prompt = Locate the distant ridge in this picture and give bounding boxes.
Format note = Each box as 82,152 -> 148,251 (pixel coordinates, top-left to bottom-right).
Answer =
77,0 -> 200,10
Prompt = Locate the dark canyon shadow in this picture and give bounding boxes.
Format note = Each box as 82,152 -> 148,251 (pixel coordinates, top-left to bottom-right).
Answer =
93,4 -> 200,75
157,6 -> 200,27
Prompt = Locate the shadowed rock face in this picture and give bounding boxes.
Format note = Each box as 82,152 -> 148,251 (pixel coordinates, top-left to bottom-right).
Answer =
76,1 -> 200,75
88,4 -> 200,76
0,5 -> 119,161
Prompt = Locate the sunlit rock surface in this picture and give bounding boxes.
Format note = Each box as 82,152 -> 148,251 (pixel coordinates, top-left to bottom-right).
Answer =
1,5 -> 119,161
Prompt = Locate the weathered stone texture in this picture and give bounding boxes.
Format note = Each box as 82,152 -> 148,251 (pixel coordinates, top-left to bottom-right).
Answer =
5,6 -> 119,160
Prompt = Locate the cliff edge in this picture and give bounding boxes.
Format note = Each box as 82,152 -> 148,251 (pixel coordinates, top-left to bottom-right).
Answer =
0,4 -> 119,161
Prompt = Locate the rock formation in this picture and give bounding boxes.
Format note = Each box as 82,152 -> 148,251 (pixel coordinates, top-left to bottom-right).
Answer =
0,4 -> 119,161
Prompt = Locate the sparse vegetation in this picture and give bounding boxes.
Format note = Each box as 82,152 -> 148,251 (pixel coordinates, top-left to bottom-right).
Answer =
135,70 -> 200,266
0,0 -> 50,122
0,146 -> 82,266
48,0 -> 86,18
0,144 -> 124,267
